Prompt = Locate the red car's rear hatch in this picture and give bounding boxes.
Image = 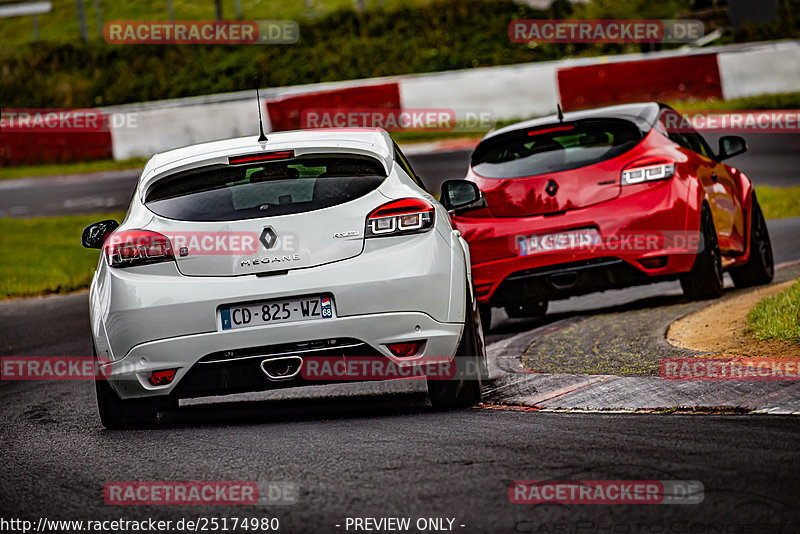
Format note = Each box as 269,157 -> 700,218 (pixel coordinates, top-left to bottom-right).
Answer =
469,118 -> 644,217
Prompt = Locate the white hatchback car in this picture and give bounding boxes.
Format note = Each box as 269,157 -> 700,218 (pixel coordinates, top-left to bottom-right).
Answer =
82,128 -> 487,428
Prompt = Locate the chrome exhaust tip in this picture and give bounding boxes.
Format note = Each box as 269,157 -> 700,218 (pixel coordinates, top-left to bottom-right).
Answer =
260,356 -> 303,380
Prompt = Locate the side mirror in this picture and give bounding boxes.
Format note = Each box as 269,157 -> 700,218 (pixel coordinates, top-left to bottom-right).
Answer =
440,180 -> 485,212
717,136 -> 747,160
82,220 -> 119,249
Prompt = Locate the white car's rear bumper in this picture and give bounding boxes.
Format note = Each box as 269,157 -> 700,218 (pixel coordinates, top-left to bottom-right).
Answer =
103,310 -> 463,400
91,229 -> 468,400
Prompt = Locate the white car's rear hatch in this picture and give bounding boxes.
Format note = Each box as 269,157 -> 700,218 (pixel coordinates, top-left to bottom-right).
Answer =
143,152 -> 388,276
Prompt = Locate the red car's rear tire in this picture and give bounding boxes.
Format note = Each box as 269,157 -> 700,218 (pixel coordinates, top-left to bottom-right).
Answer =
680,205 -> 724,300
730,196 -> 774,288
504,299 -> 548,320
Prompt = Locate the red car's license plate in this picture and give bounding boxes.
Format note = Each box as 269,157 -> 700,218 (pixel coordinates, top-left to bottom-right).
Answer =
516,228 -> 601,256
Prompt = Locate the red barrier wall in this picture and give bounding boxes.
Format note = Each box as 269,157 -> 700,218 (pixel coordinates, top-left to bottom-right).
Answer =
0,131 -> 113,167
557,54 -> 723,111
266,83 -> 401,132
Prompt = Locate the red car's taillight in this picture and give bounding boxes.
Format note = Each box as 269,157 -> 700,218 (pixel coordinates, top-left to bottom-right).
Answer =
365,198 -> 435,238
621,159 -> 676,185
104,229 -> 175,268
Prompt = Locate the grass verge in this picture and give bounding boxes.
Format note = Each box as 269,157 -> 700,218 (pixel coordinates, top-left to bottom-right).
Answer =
0,212 -> 123,299
5,0 -> 799,108
0,158 -> 146,181
746,279 -> 800,344
754,186 -> 800,220
670,92 -> 800,111
0,0 -> 438,46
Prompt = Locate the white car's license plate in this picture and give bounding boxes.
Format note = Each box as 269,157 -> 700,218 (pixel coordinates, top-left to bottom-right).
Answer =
221,296 -> 333,330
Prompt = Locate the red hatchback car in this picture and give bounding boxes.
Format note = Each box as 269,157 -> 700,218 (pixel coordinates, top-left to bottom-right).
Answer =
439,102 -> 774,329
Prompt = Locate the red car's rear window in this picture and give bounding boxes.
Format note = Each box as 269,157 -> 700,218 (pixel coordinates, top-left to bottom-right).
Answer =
471,118 -> 643,178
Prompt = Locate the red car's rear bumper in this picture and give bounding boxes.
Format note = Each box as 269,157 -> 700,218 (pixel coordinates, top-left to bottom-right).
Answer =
453,179 -> 700,306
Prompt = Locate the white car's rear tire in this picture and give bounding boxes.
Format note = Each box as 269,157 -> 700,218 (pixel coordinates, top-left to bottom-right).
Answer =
94,347 -> 175,429
96,379 -> 160,429
479,304 -> 492,332
427,285 -> 485,410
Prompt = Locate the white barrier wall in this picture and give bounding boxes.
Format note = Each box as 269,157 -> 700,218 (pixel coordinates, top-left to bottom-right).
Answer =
107,78 -> 399,160
107,40 -> 800,161
717,41 -> 800,100
110,100 -> 257,161
398,62 -> 559,121
107,60 -> 560,160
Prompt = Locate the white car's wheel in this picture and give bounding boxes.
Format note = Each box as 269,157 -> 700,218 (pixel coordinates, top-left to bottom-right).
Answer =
96,379 -> 159,429
479,304 -> 492,332
427,285 -> 485,409
95,348 -> 174,429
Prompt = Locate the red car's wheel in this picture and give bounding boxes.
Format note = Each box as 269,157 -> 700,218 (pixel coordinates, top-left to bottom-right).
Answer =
680,205 -> 723,300
731,196 -> 774,288
504,300 -> 547,320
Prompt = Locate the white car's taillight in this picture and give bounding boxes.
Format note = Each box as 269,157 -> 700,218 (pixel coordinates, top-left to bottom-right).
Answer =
621,161 -> 676,185
104,230 -> 175,268
365,198 -> 435,238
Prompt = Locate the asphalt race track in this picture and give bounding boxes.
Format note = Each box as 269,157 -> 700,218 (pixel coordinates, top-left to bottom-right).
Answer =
2,385 -> 799,531
2,134 -> 800,530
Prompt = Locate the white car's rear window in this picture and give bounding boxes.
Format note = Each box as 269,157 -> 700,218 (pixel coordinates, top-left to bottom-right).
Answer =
145,154 -> 387,221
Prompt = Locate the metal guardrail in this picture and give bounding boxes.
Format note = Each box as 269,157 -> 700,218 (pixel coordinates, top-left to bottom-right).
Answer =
0,1 -> 52,40
0,1 -> 51,17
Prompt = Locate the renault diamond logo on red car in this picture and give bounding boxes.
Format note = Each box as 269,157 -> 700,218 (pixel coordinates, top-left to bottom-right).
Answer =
545,180 -> 558,196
